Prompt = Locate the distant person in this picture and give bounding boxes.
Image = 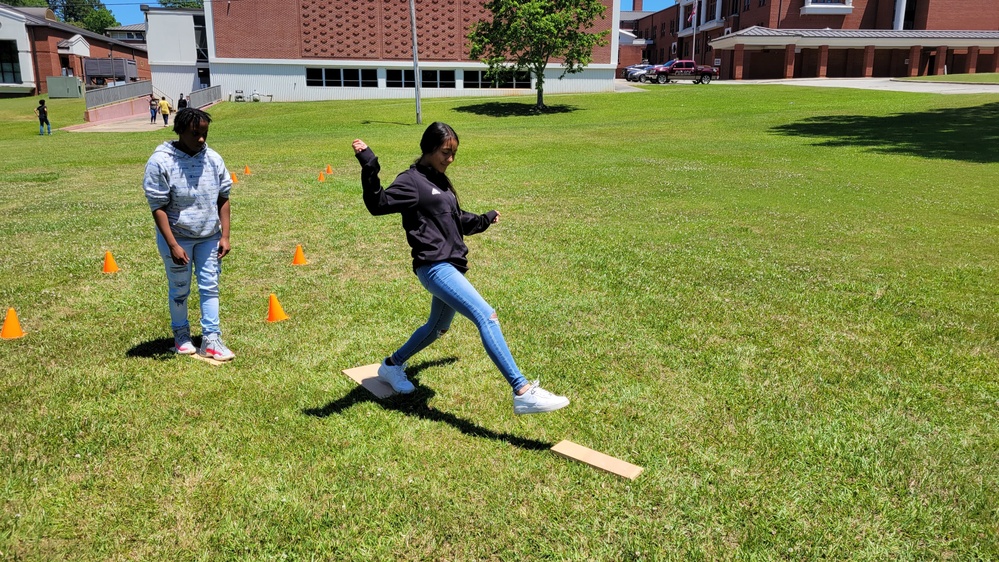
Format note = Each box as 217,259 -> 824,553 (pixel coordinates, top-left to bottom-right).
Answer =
158,96 -> 171,126
351,123 -> 570,415
34,99 -> 51,135
177,94 -> 188,109
143,108 -> 235,361
148,94 -> 158,124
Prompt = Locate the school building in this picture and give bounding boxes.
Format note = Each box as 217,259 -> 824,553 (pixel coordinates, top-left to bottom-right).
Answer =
632,0 -> 999,80
0,4 -> 149,96
184,0 -> 618,102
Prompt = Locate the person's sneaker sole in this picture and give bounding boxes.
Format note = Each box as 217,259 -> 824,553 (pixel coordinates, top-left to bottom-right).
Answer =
174,344 -> 197,355
514,397 -> 570,415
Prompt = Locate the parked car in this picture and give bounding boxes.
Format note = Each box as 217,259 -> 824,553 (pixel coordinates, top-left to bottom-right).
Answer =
643,59 -> 719,84
622,64 -> 652,81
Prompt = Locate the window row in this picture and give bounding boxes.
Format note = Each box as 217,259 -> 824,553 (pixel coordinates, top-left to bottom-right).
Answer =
305,68 -> 531,89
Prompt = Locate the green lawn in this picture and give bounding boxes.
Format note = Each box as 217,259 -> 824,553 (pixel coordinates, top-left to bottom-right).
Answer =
1,85 -> 997,560
899,72 -> 999,84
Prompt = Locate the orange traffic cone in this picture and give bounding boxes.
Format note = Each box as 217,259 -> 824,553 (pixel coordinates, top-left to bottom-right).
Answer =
103,251 -> 120,274
318,172 -> 325,182
267,294 -> 289,323
325,164 -> 332,174
292,244 -> 309,265
244,165 -> 252,175
1,308 -> 25,339
231,172 -> 239,183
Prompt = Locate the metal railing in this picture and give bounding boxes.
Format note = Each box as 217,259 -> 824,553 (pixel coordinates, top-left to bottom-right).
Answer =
189,85 -> 223,109
85,80 -> 153,109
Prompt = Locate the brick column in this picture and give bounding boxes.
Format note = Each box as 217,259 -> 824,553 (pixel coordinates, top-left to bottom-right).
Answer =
818,45 -> 829,78
966,46 -> 979,74
734,44 -> 745,80
934,46 -> 948,75
784,44 -> 796,79
863,45 -> 875,78
908,45 -> 921,77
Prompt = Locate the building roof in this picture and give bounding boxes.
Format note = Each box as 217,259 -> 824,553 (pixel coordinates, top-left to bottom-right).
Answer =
3,4 -> 147,52
621,10 -> 657,21
106,23 -> 147,32
711,26 -> 999,49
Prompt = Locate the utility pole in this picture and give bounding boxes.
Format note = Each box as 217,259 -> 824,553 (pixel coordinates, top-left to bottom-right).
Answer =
409,0 -> 422,125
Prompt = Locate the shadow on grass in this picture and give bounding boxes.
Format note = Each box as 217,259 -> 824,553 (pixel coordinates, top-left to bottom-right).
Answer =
125,335 -> 202,360
453,101 -> 579,117
302,357 -> 553,451
360,120 -> 413,126
771,102 -> 999,163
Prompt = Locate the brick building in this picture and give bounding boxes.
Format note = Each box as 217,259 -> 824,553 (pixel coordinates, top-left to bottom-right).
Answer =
200,0 -> 618,101
633,0 -> 999,80
0,4 -> 149,96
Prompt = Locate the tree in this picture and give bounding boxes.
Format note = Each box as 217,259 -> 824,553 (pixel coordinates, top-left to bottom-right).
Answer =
81,6 -> 118,34
4,0 -> 49,8
49,0 -> 106,26
468,0 -> 609,111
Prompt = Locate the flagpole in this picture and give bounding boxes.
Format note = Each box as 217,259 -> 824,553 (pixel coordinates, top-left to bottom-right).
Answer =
409,0 -> 422,125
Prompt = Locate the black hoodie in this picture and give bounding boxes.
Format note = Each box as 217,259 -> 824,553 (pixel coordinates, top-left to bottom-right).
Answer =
356,147 -> 497,273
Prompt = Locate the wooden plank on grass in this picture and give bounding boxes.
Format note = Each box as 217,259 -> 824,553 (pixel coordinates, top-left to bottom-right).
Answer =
342,363 -> 396,399
171,348 -> 228,366
551,440 -> 644,480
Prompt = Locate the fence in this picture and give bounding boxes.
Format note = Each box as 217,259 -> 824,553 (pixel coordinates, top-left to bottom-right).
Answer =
85,80 -> 152,110
189,85 -> 223,109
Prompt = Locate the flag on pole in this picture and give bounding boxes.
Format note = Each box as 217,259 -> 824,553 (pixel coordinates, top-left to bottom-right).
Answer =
688,3 -> 697,23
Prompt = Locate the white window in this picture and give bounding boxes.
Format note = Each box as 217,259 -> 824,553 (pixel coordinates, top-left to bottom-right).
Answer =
801,0 -> 853,15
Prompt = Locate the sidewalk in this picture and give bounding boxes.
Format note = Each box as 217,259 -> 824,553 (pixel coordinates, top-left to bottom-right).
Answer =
64,112 -> 175,133
712,77 -> 999,95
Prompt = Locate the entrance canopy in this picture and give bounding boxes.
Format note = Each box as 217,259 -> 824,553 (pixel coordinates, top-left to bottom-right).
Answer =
709,27 -> 999,80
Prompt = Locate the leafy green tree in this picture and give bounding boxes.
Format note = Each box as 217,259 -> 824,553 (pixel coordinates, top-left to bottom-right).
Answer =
4,0 -> 49,8
468,0 -> 609,111
49,0 -> 105,26
157,0 -> 204,8
81,6 -> 118,34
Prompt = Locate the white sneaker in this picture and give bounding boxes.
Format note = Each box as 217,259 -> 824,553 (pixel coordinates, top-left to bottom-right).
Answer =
198,332 -> 235,361
173,327 -> 196,355
513,380 -> 570,415
377,359 -> 415,394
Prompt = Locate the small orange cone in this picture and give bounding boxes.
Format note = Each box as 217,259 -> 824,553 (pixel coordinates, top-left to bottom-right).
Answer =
318,172 -> 325,182
267,293 -> 289,323
244,165 -> 252,175
325,164 -> 332,174
102,251 -> 120,274
231,172 -> 239,183
292,244 -> 309,265
1,308 -> 25,339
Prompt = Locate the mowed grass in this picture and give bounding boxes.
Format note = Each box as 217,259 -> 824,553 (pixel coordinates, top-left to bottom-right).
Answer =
0,84 -> 997,560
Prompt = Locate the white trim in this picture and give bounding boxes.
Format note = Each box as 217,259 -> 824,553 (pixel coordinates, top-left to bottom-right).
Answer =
801,0 -> 853,16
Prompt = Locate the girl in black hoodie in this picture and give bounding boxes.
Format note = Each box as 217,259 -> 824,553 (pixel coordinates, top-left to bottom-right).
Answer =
352,122 -> 569,415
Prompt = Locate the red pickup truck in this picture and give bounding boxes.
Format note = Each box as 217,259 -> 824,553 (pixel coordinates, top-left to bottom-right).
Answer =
642,59 -> 719,84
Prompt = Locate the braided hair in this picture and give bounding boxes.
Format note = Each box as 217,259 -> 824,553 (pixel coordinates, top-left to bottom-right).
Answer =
173,107 -> 212,135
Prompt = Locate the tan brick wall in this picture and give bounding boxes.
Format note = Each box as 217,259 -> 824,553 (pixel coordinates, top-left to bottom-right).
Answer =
212,0 -> 612,64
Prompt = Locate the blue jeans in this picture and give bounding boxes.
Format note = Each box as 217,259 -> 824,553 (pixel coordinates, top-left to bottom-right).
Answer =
156,230 -> 222,335
39,118 -> 50,134
391,262 -> 529,392
150,108 -> 158,123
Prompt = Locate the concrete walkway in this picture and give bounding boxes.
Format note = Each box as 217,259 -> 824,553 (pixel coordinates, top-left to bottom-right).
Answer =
64,112 -> 172,133
710,77 -> 999,95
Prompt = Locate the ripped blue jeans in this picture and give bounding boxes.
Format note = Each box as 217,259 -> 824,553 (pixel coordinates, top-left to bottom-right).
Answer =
156,230 -> 222,335
391,262 -> 529,392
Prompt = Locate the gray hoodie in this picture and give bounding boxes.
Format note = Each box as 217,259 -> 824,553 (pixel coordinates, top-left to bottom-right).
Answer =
143,141 -> 232,238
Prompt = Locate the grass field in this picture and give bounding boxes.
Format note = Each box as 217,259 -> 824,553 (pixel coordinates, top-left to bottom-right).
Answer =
1,84 -> 997,560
